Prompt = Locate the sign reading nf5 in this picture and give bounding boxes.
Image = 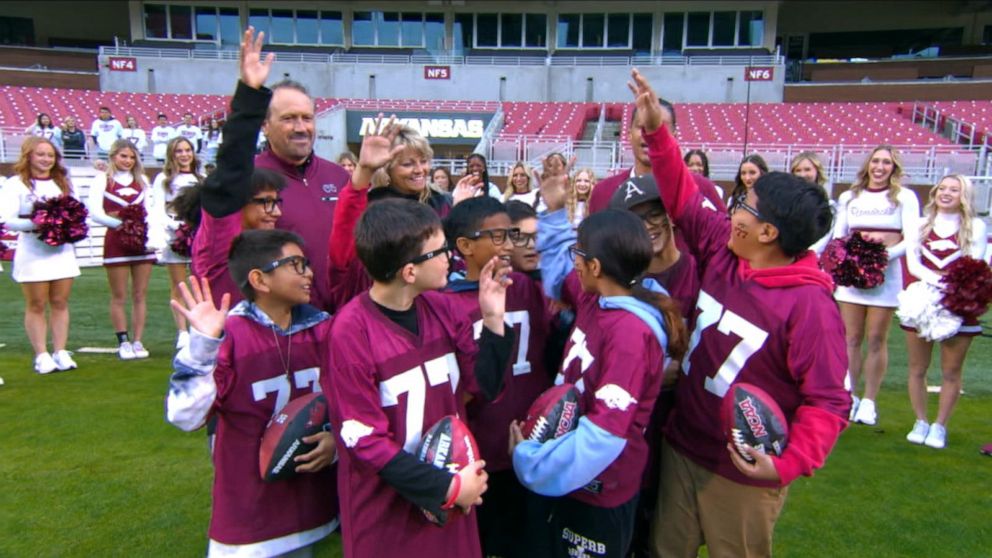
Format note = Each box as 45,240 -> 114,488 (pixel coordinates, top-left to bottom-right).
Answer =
109,57 -> 137,72
744,67 -> 774,81
424,66 -> 451,80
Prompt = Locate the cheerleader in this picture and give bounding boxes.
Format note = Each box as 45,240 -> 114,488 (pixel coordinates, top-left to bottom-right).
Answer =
503,161 -> 539,208
902,175 -> 986,449
729,154 -> 769,200
0,137 -> 81,373
150,137 -> 203,350
565,168 -> 596,227
86,139 -> 156,360
834,145 -> 920,425
790,151 -> 835,255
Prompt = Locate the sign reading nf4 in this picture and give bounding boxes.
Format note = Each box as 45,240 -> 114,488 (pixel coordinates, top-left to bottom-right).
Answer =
424,66 -> 451,80
109,57 -> 137,72
745,67 -> 774,81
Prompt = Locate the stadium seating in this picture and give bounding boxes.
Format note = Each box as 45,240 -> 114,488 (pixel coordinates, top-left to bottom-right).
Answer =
930,100 -> 992,144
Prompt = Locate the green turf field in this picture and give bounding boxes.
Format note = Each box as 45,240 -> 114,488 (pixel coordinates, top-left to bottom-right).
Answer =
1,267 -> 989,557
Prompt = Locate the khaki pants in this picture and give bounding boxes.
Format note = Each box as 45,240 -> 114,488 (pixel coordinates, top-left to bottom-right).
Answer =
650,441 -> 788,558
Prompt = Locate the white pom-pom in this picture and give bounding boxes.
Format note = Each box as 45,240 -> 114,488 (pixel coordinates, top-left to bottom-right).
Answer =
897,282 -> 942,328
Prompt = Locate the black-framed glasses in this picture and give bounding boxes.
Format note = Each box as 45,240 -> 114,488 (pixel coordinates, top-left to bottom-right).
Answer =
467,227 -> 521,246
632,206 -> 669,227
729,194 -> 762,220
568,244 -> 592,260
258,255 -> 310,276
512,231 -> 538,247
249,196 -> 284,214
391,245 -> 452,278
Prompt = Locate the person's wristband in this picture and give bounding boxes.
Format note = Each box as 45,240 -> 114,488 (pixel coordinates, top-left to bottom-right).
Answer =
441,474 -> 460,510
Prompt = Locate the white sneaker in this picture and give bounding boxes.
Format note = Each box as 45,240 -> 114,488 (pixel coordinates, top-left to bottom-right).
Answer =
849,395 -> 861,421
924,423 -> 947,449
906,420 -> 929,444
176,330 -> 190,350
118,341 -> 136,360
132,341 -> 150,359
853,398 -> 877,425
34,352 -> 57,374
52,350 -> 78,371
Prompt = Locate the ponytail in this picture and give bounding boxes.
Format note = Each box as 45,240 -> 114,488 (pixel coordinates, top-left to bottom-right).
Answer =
631,284 -> 688,362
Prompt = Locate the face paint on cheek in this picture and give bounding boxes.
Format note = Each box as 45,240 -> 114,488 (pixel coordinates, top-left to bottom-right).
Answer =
733,223 -> 749,239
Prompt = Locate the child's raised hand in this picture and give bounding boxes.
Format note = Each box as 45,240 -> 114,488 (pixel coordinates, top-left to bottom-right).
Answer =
170,276 -> 230,339
239,26 -> 274,90
357,114 -> 404,171
627,68 -> 668,134
451,174 -> 482,206
533,167 -> 570,212
727,443 -> 781,483
479,256 -> 512,335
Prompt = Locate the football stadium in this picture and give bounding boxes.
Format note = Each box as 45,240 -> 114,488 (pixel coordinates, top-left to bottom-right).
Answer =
1,1 -> 991,556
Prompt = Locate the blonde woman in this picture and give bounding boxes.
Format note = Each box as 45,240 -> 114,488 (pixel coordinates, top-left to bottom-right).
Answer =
566,168 -> 597,227
833,145 -> 920,425
503,161 -> 538,207
86,139 -> 156,360
364,123 -> 457,217
0,137 -> 81,373
790,151 -> 834,255
902,175 -> 986,449
150,137 -> 203,349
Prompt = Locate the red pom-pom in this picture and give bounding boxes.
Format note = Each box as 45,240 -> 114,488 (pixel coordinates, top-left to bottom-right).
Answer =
117,204 -> 148,253
941,256 -> 992,320
0,223 -> 9,258
819,232 -> 888,289
30,195 -> 89,247
169,223 -> 195,257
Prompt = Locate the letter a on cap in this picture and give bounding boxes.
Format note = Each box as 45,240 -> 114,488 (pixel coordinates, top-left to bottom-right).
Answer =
623,180 -> 645,202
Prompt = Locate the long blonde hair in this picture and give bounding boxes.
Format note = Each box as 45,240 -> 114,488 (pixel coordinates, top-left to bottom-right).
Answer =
566,168 -> 597,224
162,137 -> 203,195
371,124 -> 434,205
503,161 -> 532,201
919,174 -> 976,253
790,151 -> 828,187
14,136 -> 72,195
852,145 -> 903,206
106,139 -> 149,190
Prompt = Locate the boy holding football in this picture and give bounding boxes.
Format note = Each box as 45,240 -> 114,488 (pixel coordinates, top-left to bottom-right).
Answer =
166,229 -> 337,556
628,69 -> 851,558
322,197 -> 514,558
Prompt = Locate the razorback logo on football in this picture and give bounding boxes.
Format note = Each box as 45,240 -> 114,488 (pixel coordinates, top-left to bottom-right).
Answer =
738,396 -> 768,438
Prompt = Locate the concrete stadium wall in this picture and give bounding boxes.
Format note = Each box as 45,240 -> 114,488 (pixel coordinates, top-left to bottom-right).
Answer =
784,80 -> 992,102
98,57 -> 784,103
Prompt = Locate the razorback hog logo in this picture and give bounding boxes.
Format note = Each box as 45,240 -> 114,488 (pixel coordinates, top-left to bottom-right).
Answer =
738,396 -> 768,438
340,419 -> 374,448
306,399 -> 327,428
595,384 -> 637,411
556,401 -> 578,437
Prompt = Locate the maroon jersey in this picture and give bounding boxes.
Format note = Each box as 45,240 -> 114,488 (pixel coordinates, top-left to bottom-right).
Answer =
208,313 -> 337,545
444,274 -> 552,472
644,125 -> 851,488
323,291 -> 484,558
556,272 -> 666,508
646,251 -> 701,324
192,209 -> 243,307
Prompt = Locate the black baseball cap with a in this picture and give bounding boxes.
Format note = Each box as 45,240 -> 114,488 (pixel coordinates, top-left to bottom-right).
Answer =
609,174 -> 661,210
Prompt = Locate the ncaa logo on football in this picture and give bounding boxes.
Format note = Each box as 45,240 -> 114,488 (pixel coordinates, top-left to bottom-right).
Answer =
322,183 -> 338,194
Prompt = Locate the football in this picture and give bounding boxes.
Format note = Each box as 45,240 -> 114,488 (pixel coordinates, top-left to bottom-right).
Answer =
521,383 -> 582,443
258,392 -> 329,482
722,383 -> 789,463
415,415 -> 480,526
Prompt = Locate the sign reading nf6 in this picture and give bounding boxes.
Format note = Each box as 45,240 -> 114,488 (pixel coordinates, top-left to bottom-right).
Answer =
744,66 -> 774,81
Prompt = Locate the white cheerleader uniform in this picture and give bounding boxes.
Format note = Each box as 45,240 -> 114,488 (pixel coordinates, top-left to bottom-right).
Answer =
0,177 -> 81,283
833,186 -> 920,307
150,171 -> 200,264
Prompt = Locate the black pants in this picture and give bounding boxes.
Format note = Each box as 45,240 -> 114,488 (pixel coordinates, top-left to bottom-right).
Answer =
532,494 -> 638,558
477,470 -> 531,558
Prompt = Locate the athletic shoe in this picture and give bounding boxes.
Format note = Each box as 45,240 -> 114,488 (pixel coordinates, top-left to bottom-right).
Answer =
34,352 -> 57,374
853,398 -> 877,425
118,341 -> 137,360
924,423 -> 947,449
52,350 -> 78,371
132,341 -> 150,359
176,331 -> 190,350
906,420 -> 929,444
849,395 -> 861,421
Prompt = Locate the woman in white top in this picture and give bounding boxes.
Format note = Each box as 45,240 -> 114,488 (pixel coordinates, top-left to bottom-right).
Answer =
150,137 -> 202,349
503,161 -> 539,208
86,139 -> 155,361
202,118 -> 223,163
120,115 -> 148,157
566,167 -> 596,227
902,175 -> 987,449
0,137 -> 81,374
833,145 -> 921,426
790,151 -> 835,255
26,113 -> 62,153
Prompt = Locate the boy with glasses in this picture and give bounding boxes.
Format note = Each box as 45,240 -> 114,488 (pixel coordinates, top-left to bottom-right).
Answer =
323,198 -> 515,558
167,229 -> 338,556
443,196 -> 553,557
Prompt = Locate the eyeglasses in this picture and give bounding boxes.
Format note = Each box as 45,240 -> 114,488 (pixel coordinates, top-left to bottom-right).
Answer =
729,193 -> 762,220
467,227 -> 522,246
632,207 -> 669,227
248,196 -> 284,214
258,255 -> 310,276
512,231 -> 538,247
568,244 -> 592,260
